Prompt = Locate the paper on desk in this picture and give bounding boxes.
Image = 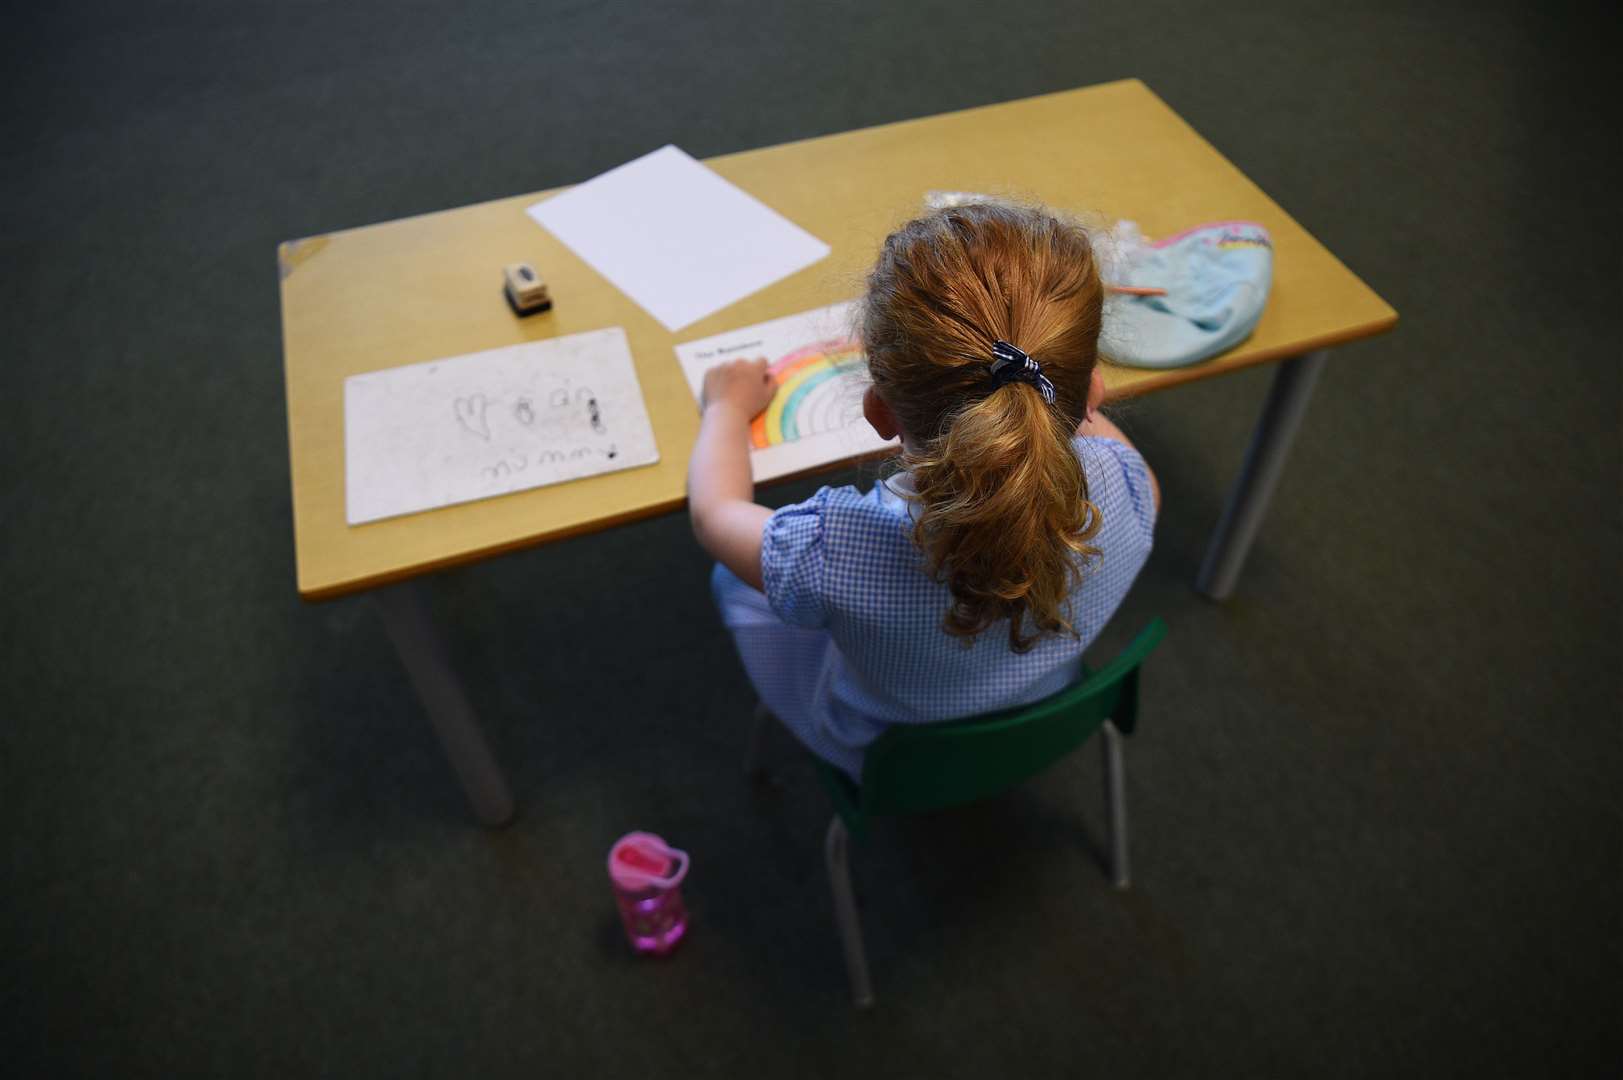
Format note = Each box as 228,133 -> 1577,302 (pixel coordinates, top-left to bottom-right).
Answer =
527,145 -> 830,332
675,300 -> 894,483
344,327 -> 659,525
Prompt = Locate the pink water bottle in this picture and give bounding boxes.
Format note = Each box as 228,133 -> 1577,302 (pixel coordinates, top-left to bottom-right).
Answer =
608,832 -> 690,955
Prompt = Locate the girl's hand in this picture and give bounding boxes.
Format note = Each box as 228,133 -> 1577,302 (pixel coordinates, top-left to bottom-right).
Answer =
701,358 -> 777,419
689,357 -> 775,589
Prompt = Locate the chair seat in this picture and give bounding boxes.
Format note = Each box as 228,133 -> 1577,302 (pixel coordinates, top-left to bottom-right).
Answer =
825,618 -> 1164,838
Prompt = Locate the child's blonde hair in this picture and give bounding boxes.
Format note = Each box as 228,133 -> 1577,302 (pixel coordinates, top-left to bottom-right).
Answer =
861,202 -> 1104,652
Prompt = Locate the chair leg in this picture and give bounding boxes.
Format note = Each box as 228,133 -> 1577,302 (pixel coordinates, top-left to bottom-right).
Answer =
1102,720 -> 1131,889
742,702 -> 772,778
824,815 -> 875,1007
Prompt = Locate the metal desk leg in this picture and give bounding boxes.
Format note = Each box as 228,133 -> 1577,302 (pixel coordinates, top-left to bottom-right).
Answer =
1196,350 -> 1328,600
373,580 -> 515,826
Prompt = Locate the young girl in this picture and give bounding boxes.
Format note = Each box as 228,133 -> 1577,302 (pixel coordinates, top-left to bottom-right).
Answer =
687,202 -> 1160,778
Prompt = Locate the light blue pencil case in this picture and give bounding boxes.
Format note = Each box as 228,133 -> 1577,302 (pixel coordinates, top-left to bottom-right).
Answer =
1100,220 -> 1274,369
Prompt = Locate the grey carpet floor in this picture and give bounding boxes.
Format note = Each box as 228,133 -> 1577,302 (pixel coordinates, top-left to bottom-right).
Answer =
2,2 -> 1618,1077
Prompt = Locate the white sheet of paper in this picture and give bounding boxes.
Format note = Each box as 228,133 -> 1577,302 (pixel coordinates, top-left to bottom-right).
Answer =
674,301 -> 894,482
344,327 -> 659,525
527,145 -> 830,332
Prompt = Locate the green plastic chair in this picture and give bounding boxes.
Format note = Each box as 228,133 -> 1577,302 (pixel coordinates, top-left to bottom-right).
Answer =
747,618 -> 1166,1007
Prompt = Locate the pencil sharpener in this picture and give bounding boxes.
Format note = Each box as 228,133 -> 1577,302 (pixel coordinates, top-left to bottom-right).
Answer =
503,263 -> 553,316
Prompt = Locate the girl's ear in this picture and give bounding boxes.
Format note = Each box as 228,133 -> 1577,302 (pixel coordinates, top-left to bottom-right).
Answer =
863,385 -> 902,441
1085,367 -> 1106,419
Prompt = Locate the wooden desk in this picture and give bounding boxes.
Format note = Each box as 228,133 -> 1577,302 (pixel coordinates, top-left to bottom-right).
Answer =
279,79 -> 1396,822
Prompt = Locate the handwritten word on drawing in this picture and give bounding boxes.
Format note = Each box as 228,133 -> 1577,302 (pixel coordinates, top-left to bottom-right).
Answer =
481,444 -> 620,480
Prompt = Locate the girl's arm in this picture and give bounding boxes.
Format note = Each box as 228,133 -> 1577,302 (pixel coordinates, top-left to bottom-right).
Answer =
1078,368 -> 1161,510
688,358 -> 778,590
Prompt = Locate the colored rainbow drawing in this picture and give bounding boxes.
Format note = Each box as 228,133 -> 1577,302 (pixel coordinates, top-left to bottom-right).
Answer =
750,338 -> 866,449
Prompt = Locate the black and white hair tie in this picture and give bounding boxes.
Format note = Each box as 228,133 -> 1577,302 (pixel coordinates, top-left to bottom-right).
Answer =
987,340 -> 1056,405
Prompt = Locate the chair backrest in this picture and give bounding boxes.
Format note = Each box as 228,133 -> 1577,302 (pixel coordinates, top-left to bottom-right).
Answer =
856,619 -> 1166,819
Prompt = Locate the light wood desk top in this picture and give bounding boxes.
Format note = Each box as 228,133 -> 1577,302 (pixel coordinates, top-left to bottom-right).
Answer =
280,78 -> 1395,600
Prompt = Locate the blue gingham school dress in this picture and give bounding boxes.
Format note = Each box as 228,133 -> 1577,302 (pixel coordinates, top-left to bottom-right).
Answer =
712,436 -> 1158,778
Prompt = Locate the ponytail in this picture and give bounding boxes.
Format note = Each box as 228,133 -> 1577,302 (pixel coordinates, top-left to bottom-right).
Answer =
907,381 -> 1101,652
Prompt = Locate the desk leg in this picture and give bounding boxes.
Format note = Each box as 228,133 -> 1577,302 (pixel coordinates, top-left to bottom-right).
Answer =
1195,349 -> 1328,600
373,581 -> 515,827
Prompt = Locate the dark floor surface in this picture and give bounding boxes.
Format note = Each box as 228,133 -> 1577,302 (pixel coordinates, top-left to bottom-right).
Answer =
2,2 -> 1619,1076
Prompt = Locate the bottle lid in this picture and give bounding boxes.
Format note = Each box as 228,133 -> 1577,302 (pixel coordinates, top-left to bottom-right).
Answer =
608,831 -> 690,891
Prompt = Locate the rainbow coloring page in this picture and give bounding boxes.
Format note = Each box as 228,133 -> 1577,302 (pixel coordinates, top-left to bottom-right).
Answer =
675,301 -> 895,482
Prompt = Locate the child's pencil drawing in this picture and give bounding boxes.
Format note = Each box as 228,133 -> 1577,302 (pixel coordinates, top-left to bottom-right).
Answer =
454,394 -> 491,440
345,327 -> 658,525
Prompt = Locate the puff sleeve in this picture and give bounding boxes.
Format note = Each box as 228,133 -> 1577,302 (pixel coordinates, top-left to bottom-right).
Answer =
760,487 -> 835,629
1077,436 -> 1158,549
